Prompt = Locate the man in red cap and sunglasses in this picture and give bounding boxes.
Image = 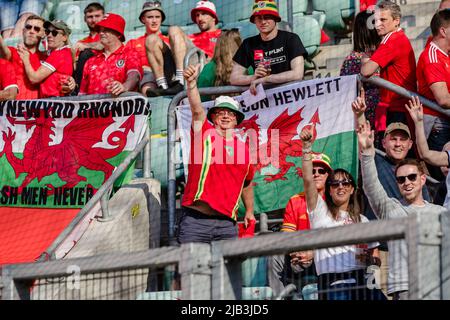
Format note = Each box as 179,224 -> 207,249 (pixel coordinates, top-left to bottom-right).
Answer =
230,0 -> 307,95
78,13 -> 142,96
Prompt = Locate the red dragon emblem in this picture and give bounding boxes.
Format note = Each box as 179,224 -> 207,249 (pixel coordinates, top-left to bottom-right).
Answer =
0,111 -> 134,193
236,107 -> 320,183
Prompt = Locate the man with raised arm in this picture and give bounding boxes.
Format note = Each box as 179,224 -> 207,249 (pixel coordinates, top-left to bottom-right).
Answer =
178,64 -> 255,244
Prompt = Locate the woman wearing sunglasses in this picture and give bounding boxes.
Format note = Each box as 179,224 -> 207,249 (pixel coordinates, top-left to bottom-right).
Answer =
17,19 -> 73,98
300,124 -> 384,300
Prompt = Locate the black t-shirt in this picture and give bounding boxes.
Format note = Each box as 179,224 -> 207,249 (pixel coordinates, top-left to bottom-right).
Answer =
233,30 -> 307,75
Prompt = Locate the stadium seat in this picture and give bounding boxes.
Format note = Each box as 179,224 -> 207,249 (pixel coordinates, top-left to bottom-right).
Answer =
218,0 -> 254,24
103,0 -> 146,31
312,0 -> 355,32
220,21 -> 259,40
242,257 -> 268,288
163,0 -> 199,27
279,0 -> 308,19
292,14 -> 322,60
52,1 -> 92,33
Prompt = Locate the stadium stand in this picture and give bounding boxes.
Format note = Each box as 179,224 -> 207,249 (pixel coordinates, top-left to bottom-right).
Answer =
312,0 -> 355,32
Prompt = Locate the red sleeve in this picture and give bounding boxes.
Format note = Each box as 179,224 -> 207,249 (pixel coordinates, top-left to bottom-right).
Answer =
281,198 -> 298,232
0,59 -> 18,90
424,61 -> 448,86
42,50 -> 63,72
125,48 -> 143,79
371,39 -> 396,68
245,164 -> 256,184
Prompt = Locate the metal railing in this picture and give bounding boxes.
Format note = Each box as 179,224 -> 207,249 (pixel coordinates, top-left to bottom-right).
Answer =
2,211 -> 448,300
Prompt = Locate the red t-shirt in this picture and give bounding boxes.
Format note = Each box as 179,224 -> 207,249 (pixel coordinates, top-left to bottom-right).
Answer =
281,192 -> 311,232
182,120 -> 255,220
40,46 -> 74,98
370,29 -> 417,128
8,47 -> 46,100
79,45 -> 143,95
0,58 -> 18,91
126,33 -> 170,69
417,41 -> 450,118
188,29 -> 222,58
76,33 -> 101,58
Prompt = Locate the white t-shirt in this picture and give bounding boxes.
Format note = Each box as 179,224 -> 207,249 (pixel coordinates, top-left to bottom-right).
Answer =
444,150 -> 450,210
309,196 -> 379,276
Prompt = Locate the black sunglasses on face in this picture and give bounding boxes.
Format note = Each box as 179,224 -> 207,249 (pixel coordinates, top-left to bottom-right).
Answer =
329,179 -> 353,188
25,24 -> 41,32
312,168 -> 327,175
395,173 -> 418,184
45,29 -> 62,37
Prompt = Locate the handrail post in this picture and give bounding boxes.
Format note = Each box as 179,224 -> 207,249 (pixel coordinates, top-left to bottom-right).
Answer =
143,123 -> 152,178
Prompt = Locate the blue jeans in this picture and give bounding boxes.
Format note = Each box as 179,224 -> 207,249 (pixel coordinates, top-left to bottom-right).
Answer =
0,0 -> 46,31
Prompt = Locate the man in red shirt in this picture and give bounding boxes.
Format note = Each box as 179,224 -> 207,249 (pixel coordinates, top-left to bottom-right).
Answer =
126,1 -> 175,97
0,14 -> 46,100
0,58 -> 19,101
361,1 -> 417,133
416,10 -> 450,180
79,13 -> 142,96
269,153 -> 332,298
178,64 -> 255,244
146,0 -> 222,97
72,2 -> 105,94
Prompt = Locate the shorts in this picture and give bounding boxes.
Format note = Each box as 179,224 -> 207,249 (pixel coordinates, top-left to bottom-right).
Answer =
177,206 -> 238,244
0,0 -> 45,31
140,41 -> 176,88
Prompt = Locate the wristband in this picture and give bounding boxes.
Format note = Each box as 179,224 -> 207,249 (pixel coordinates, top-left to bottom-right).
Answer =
303,153 -> 312,161
302,146 -> 312,153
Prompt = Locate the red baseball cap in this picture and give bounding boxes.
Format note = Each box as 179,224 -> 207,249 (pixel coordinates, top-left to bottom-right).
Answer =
95,13 -> 126,41
191,1 -> 219,25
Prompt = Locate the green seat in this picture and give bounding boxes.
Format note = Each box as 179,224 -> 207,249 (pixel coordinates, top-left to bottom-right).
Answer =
292,14 -> 321,59
221,21 -> 259,39
103,0 -> 146,31
312,0 -> 355,32
279,0 -> 308,19
242,257 -> 268,288
218,0 -> 254,24
163,0 -> 198,27
53,1 -> 92,33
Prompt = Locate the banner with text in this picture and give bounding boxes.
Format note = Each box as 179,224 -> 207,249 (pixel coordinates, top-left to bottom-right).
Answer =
176,76 -> 358,215
0,95 -> 150,208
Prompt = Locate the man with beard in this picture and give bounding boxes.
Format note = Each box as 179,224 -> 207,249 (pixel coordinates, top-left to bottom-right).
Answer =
0,14 -> 46,99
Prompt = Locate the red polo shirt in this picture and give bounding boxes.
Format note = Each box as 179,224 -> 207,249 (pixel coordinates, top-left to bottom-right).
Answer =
8,47 -> 46,100
79,44 -> 143,95
370,29 -> 416,129
188,29 -> 221,58
76,33 -> 101,58
126,33 -> 170,69
281,192 -> 311,232
417,41 -> 450,118
0,58 -> 18,92
182,120 -> 255,220
40,46 -> 74,98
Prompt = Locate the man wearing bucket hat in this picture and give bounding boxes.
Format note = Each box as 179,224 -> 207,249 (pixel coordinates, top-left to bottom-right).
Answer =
79,13 -> 142,96
125,1 -> 176,97
178,64 -> 255,244
146,0 -> 222,97
269,153 -> 332,298
230,0 -> 307,95
18,18 -> 73,98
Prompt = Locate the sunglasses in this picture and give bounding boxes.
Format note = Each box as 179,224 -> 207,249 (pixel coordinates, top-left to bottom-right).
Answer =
395,173 -> 418,184
328,179 -> 353,188
313,168 -> 327,175
25,24 -> 42,32
45,29 -> 63,37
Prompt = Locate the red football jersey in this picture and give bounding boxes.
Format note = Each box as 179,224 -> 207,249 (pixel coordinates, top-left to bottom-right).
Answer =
0,58 -> 18,91
281,192 -> 311,232
79,45 -> 143,95
182,120 -> 255,220
417,41 -> 450,117
40,46 -> 73,98
188,29 -> 222,58
8,47 -> 46,100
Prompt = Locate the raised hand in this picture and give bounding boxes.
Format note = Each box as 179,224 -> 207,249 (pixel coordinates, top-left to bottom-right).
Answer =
300,123 -> 315,147
183,64 -> 201,84
357,120 -> 374,152
352,86 -> 367,116
405,95 -> 424,123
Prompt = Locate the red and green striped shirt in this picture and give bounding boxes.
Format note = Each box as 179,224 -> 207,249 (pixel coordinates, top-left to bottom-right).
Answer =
182,121 -> 255,220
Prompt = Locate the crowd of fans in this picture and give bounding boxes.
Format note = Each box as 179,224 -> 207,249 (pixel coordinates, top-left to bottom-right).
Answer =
1,0 -> 450,301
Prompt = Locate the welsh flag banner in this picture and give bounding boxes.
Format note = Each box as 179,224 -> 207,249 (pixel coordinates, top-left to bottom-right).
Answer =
0,94 -> 149,265
176,76 -> 358,215
0,94 -> 150,208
